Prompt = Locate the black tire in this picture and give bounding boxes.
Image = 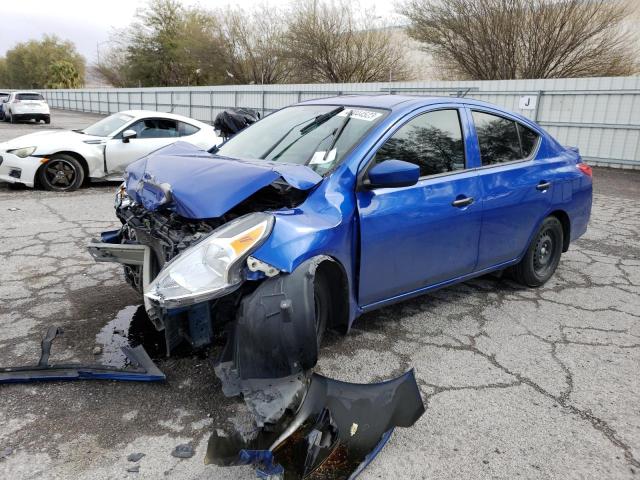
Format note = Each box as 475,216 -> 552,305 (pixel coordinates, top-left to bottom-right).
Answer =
38,154 -> 85,192
513,216 -> 563,287
44,116 -> 50,124
314,272 -> 330,347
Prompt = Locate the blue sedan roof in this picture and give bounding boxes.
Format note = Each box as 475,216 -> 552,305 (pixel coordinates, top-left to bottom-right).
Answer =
300,94 -> 480,110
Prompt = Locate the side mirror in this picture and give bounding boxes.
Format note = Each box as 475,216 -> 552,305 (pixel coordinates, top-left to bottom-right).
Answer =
365,159 -> 420,189
122,129 -> 137,143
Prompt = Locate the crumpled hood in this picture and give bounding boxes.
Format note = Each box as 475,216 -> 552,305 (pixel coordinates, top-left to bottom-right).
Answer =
0,130 -> 101,152
125,141 -> 323,219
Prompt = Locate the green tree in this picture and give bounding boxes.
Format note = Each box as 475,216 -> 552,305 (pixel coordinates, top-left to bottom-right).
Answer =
97,0 -> 227,87
46,60 -> 82,89
2,35 -> 85,88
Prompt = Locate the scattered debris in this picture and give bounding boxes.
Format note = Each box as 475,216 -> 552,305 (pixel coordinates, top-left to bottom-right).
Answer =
127,452 -> 145,462
0,326 -> 165,384
7,207 -> 20,211
92,346 -> 102,355
0,447 -> 13,459
171,444 -> 195,459
126,465 -> 140,473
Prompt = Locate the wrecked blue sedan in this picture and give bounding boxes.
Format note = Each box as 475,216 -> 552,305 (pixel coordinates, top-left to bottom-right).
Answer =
89,95 -> 591,422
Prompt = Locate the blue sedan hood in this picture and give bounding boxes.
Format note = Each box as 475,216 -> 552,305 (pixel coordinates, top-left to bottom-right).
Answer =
125,142 -> 323,219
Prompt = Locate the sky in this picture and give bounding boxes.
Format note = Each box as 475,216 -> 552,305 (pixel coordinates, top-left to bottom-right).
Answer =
0,0 -> 399,64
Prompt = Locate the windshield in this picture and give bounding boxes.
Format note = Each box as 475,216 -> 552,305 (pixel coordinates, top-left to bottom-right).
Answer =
216,105 -> 386,175
82,113 -> 134,137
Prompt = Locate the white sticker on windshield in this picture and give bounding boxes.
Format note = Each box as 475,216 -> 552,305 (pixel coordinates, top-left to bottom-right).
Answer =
309,149 -> 337,165
338,109 -> 382,122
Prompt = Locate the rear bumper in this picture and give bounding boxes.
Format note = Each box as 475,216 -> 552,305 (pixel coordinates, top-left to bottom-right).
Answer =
0,153 -> 39,187
11,113 -> 49,121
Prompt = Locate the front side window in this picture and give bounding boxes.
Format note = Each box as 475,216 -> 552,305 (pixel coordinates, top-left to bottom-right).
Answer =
472,111 -> 539,165
373,109 -> 466,177
129,118 -> 179,139
216,105 -> 386,175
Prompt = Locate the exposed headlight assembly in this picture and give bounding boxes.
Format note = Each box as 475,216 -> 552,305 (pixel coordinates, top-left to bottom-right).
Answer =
114,182 -> 131,209
145,213 -> 274,308
7,146 -> 36,158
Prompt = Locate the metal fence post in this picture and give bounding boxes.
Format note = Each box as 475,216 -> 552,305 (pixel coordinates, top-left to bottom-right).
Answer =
261,90 -> 265,118
154,91 -> 158,111
534,90 -> 543,122
210,91 -> 214,123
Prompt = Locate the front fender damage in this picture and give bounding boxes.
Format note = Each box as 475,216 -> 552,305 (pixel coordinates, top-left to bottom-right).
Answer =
215,256 -> 327,426
212,257 -> 426,479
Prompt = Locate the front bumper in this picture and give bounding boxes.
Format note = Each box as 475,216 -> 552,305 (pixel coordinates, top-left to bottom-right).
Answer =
0,152 -> 40,187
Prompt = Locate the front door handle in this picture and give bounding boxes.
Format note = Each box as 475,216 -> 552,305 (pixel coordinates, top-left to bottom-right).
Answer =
451,196 -> 474,208
536,181 -> 551,191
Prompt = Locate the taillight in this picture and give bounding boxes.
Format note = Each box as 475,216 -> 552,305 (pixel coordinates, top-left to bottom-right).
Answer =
577,163 -> 592,177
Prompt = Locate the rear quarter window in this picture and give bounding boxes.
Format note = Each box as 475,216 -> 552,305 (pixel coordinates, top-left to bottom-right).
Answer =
179,122 -> 200,136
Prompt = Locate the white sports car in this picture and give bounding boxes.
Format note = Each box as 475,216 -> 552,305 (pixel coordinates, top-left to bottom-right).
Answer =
0,110 -> 222,191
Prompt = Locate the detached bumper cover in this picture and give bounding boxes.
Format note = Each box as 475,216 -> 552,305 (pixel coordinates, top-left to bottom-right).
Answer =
206,369 -> 425,479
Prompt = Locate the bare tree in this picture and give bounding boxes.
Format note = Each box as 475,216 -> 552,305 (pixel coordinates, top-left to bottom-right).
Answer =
401,0 -> 639,80
219,5 -> 292,84
285,0 -> 413,83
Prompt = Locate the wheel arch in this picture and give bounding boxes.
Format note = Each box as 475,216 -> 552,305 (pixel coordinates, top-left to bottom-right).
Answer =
548,209 -> 571,252
315,256 -> 350,335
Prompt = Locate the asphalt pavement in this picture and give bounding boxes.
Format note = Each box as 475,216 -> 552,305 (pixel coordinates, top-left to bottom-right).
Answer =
0,109 -> 639,479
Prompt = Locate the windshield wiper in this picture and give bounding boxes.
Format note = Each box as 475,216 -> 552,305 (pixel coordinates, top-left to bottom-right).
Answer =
262,107 -> 345,161
305,110 -> 352,166
299,106 -> 344,135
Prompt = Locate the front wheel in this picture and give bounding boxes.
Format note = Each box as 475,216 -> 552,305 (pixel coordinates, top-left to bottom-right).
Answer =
44,116 -> 50,124
512,216 -> 563,287
38,154 -> 85,192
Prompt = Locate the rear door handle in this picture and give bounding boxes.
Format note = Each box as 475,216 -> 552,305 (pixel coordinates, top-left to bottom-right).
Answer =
451,196 -> 474,208
536,181 -> 551,191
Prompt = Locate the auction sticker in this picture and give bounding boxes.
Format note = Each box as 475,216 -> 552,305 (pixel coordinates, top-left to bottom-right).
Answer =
338,109 -> 383,122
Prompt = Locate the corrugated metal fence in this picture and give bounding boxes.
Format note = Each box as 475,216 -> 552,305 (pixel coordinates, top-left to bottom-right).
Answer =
42,76 -> 640,168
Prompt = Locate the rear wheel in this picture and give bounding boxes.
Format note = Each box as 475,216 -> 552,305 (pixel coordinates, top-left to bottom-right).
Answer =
513,216 -> 563,287
314,272 -> 330,347
38,154 -> 85,192
44,116 -> 50,124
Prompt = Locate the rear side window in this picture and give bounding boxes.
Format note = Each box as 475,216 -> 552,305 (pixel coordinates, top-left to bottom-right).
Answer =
374,109 -> 465,177
178,122 -> 200,136
518,123 -> 539,157
16,93 -> 44,101
472,111 -> 540,165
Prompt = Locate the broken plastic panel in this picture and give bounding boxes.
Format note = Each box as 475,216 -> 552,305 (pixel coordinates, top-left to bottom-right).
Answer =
206,369 -> 425,479
0,326 -> 165,384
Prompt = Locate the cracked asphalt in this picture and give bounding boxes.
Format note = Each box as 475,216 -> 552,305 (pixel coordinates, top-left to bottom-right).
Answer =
0,110 -> 639,479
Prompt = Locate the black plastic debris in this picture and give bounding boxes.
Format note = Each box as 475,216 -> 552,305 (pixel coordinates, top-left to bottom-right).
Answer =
0,326 -> 165,384
171,444 -> 195,459
127,452 -> 145,462
213,108 -> 260,140
206,370 -> 425,479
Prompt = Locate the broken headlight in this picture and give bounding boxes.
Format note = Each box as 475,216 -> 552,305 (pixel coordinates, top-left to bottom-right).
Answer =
145,213 -> 274,308
114,183 -> 131,209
